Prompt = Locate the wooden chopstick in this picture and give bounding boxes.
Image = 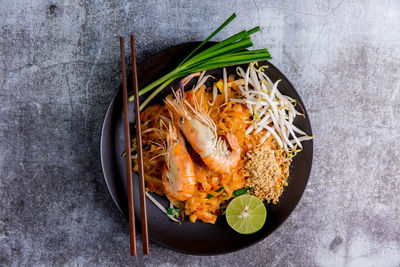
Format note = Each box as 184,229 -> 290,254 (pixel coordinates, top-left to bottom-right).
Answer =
130,35 -> 150,255
119,36 -> 137,256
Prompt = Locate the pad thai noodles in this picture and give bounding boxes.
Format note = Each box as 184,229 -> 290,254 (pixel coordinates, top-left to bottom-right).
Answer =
129,63 -> 313,224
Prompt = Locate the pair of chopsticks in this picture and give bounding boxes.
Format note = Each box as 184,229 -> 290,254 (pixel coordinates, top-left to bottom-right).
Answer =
119,35 -> 149,256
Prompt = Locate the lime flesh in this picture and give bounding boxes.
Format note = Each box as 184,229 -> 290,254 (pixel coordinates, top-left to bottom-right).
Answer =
226,195 -> 267,234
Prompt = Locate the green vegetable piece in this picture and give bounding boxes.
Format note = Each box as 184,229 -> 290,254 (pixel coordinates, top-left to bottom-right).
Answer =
207,194 -> 214,199
215,187 -> 224,193
128,13 -> 272,110
167,208 -> 179,216
233,188 -> 247,197
178,13 -> 237,67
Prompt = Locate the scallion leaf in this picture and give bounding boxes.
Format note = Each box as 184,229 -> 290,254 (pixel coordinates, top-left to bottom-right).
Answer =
167,208 -> 180,217
129,13 -> 272,110
233,187 -> 253,197
215,187 -> 224,193
178,13 -> 238,67
247,26 -> 261,35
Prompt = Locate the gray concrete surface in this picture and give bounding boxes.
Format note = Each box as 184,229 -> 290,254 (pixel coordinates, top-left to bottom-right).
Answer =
1,0 -> 399,266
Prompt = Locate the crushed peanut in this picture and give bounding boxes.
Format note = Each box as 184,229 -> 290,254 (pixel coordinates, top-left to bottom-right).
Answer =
244,138 -> 291,204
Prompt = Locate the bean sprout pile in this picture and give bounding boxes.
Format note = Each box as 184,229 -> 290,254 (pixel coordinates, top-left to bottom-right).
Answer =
231,63 -> 314,157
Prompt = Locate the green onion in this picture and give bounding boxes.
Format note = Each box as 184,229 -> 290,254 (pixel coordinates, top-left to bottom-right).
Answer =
215,187 -> 224,193
247,26 -> 261,35
208,187 -> 224,199
167,208 -> 180,217
178,13 -> 238,67
233,187 -> 253,197
128,13 -> 272,110
180,36 -> 253,68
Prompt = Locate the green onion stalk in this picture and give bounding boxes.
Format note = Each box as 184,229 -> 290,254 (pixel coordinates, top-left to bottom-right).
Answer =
129,13 -> 272,110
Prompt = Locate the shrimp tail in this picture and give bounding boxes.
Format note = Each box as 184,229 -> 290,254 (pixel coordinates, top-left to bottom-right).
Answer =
164,89 -> 191,122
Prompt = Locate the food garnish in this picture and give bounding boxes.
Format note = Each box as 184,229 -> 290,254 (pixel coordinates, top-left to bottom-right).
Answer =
231,63 -> 314,155
215,186 -> 224,193
225,195 -> 267,234
128,13 -> 272,110
232,187 -> 253,197
167,208 -> 180,217
207,186 -> 225,199
245,139 -> 290,204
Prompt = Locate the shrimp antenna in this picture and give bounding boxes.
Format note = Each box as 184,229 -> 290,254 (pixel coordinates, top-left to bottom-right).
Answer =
149,152 -> 168,162
179,80 -> 185,97
160,117 -> 168,131
159,114 -> 172,124
190,96 -> 217,135
143,127 -> 164,134
166,88 -> 190,120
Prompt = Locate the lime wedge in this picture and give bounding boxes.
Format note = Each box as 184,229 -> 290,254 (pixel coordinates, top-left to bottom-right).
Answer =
225,195 -> 267,234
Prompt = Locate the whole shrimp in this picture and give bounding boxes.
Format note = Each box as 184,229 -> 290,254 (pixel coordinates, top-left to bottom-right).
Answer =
164,82 -> 242,174
162,119 -> 196,201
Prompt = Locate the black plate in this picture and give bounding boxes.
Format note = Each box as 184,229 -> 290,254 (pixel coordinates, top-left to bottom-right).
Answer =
100,42 -> 313,255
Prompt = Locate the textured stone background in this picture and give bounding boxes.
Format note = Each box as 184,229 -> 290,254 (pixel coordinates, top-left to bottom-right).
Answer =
1,0 -> 399,266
